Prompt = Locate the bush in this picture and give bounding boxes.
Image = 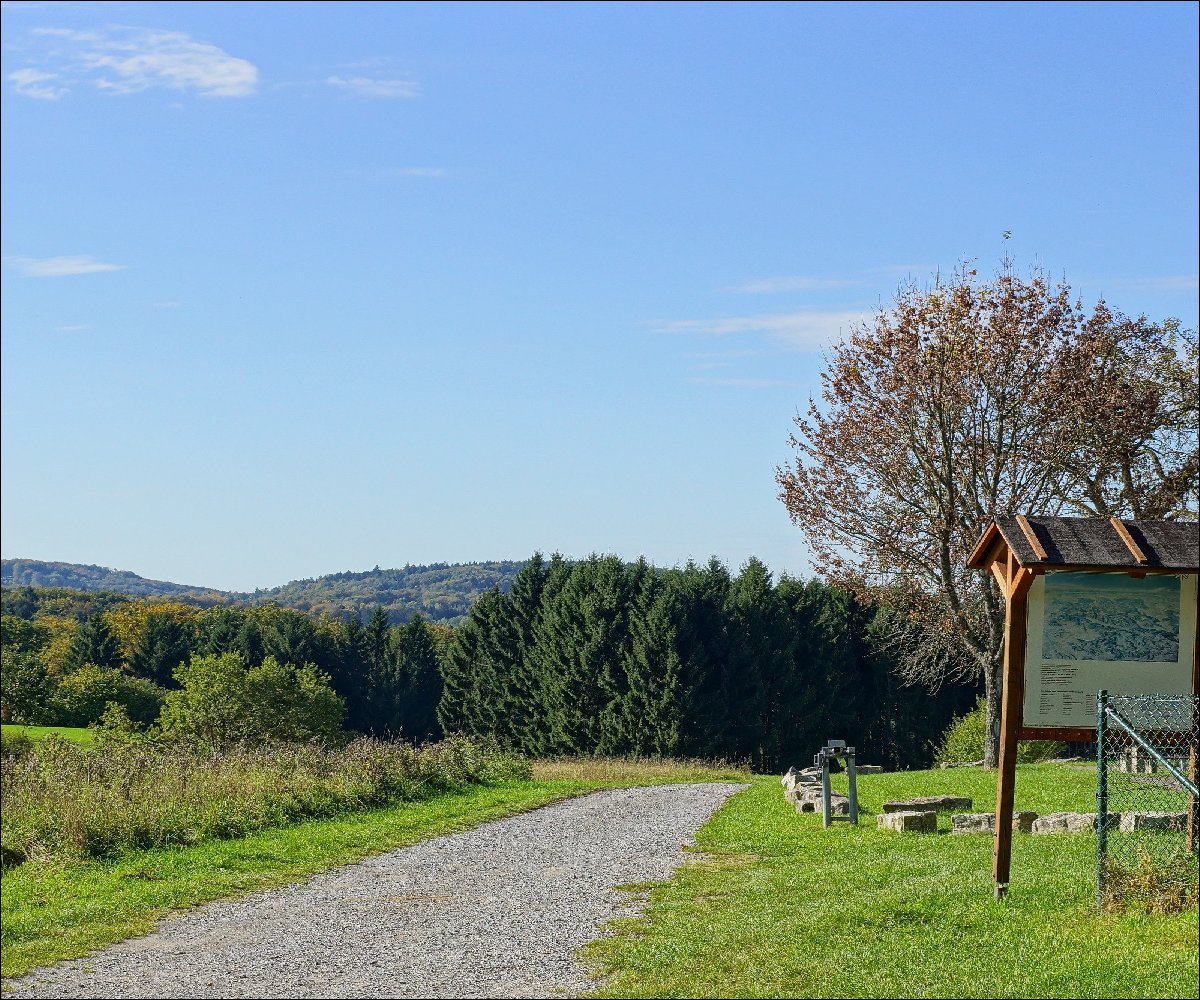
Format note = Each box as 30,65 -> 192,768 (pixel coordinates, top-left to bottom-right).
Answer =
48,664 -> 168,727
156,653 -> 345,747
934,697 -> 1063,766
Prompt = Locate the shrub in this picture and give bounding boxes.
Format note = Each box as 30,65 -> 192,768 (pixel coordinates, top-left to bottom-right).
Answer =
934,697 -> 1063,766
156,653 -> 344,748
48,664 -> 168,727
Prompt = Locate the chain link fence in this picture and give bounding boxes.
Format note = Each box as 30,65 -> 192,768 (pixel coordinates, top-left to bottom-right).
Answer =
1096,692 -> 1199,912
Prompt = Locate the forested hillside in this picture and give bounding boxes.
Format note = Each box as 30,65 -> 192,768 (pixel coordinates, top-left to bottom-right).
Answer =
1,559 -> 524,625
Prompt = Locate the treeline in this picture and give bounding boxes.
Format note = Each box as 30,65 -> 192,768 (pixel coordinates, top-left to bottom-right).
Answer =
438,554 -> 977,772
1,559 -> 525,624
1,600 -> 444,741
3,555 -> 979,770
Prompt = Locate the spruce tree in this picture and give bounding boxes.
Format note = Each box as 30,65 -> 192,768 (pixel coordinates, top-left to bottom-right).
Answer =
533,556 -> 629,755
128,613 -> 193,688
725,557 -> 794,770
620,563 -> 685,755
339,612 -> 371,731
673,558 -> 732,758
363,606 -> 402,733
63,613 -> 123,673
396,615 -> 443,742
194,607 -> 244,658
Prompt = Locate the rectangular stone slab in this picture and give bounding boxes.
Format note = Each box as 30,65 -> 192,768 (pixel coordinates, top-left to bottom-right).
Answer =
877,810 -> 937,832
882,795 -> 973,813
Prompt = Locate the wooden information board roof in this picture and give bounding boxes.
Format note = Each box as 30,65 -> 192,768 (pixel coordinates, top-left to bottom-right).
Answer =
967,515 -> 1199,574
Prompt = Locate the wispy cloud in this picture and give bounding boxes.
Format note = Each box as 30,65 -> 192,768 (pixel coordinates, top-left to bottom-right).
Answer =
10,26 -> 257,98
874,263 -> 939,276
7,67 -> 66,99
653,310 -> 868,351
726,276 -> 860,294
4,254 -> 126,277
55,323 -> 91,331
327,75 -> 418,98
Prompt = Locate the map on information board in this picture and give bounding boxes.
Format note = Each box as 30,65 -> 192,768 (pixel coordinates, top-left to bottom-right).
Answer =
1023,572 -> 1196,729
1041,573 -> 1180,663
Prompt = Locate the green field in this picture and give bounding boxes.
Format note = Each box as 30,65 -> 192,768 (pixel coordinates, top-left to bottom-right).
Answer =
584,764 -> 1199,999
1,724 -> 94,746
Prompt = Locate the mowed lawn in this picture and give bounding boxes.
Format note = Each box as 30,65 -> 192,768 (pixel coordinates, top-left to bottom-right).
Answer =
584,764 -> 1200,999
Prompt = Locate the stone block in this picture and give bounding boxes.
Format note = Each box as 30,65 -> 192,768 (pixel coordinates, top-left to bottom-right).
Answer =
793,785 -> 849,815
1031,812 -> 1096,834
950,811 -> 1038,834
1118,811 -> 1187,832
877,810 -> 937,833
882,796 -> 973,813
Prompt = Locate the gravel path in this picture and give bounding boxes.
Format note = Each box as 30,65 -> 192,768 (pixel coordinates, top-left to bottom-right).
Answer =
5,782 -> 746,999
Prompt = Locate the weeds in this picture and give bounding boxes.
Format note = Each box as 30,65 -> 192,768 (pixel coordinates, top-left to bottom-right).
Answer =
1,734 -> 530,865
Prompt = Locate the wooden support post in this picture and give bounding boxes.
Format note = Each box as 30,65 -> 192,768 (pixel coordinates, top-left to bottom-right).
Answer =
993,559 -> 1031,898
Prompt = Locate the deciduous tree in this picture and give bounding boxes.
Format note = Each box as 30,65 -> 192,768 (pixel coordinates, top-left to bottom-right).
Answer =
777,261 -> 1198,766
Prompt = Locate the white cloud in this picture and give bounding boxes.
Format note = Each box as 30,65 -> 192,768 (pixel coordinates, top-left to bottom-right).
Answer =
727,276 -> 860,294
327,75 -> 418,98
653,310 -> 869,351
4,254 -> 125,277
56,323 -> 91,331
13,26 -> 257,98
7,67 -> 66,99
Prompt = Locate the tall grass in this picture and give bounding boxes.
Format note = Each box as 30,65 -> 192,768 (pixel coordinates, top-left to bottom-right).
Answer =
1,735 -> 530,866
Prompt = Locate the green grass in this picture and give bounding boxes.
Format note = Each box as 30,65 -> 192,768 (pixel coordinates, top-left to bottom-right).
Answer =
1,757 -> 745,981
1,724 -> 94,746
584,763 -> 1199,999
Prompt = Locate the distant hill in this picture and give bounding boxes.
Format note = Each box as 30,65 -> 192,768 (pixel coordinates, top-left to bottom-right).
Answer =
1,559 -> 227,602
1,558 -> 524,625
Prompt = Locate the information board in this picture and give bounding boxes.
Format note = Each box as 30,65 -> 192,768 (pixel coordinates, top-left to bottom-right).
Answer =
1022,571 -> 1197,729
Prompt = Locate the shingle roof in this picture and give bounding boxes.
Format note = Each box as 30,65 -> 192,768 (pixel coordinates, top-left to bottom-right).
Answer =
967,516 -> 1199,572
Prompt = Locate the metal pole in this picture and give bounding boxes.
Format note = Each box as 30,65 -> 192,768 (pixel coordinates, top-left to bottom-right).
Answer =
821,750 -> 832,829
847,747 -> 859,825
1096,689 -> 1108,910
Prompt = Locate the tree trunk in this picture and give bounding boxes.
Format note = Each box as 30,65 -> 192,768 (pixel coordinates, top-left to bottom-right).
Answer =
983,653 -> 1003,768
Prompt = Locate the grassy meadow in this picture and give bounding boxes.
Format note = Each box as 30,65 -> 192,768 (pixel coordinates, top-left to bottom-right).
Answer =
584,763 -> 1200,999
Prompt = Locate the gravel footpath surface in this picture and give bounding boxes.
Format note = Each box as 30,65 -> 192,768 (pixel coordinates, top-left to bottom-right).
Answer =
5,782 -> 746,999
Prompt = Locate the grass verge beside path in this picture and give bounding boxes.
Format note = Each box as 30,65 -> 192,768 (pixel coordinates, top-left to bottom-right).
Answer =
2,759 -> 745,981
584,764 -> 1199,999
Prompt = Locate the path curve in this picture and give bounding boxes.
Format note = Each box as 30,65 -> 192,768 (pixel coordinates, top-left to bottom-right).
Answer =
5,782 -> 747,999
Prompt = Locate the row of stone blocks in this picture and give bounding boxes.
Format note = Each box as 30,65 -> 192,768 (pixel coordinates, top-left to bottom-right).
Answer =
877,810 -> 1189,834
781,763 -> 883,815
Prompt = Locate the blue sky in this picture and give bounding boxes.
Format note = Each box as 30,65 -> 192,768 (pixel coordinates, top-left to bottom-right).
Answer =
2,1 -> 1197,592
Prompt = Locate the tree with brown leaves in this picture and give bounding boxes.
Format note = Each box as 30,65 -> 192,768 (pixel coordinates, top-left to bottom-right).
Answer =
776,261 -> 1198,766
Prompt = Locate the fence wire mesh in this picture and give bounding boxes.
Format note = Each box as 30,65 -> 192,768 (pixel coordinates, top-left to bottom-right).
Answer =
1096,692 -> 1199,912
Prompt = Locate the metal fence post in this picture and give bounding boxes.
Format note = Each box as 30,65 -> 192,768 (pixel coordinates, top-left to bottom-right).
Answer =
820,749 -> 833,828
1096,689 -> 1108,910
847,747 -> 859,825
